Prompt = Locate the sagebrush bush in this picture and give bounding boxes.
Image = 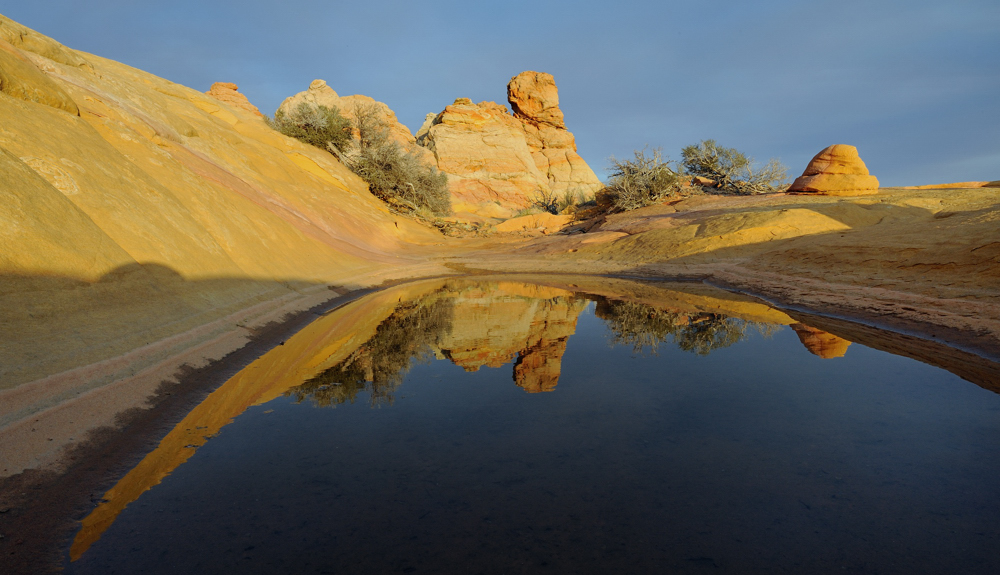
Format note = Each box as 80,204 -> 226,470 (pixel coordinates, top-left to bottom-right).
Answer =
681,139 -> 787,195
269,103 -> 351,153
270,100 -> 450,217
595,148 -> 683,213
340,102 -> 451,216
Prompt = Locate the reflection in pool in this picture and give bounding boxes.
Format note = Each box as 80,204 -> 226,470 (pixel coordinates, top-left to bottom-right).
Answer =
66,278 -> 1000,574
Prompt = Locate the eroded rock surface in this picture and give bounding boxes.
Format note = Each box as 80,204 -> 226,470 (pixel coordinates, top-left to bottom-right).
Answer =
419,71 -> 602,216
205,82 -> 264,117
507,71 -> 602,200
788,144 -> 880,195
421,98 -> 547,214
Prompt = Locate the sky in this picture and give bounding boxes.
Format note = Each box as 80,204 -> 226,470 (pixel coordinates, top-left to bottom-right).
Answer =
3,0 -> 998,186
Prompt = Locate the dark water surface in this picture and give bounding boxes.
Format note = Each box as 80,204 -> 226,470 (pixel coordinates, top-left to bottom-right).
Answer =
64,279 -> 1000,574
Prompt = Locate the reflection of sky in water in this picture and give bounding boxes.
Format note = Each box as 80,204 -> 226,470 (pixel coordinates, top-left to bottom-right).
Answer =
66,280 -> 1000,574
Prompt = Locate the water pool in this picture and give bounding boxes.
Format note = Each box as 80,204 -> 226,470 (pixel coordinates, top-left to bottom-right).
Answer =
64,278 -> 1000,574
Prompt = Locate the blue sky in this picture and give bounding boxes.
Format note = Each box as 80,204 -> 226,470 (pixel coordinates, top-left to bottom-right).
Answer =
4,0 -> 998,185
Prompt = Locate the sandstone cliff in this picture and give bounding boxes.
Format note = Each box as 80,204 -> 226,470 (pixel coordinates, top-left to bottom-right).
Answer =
0,14 -> 450,425
507,72 -> 603,200
420,98 -> 548,216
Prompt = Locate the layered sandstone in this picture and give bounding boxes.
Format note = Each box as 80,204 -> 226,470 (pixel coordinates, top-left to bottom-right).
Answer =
420,98 -> 548,215
494,212 -> 573,234
507,71 -> 603,199
788,144 -> 880,195
419,72 -> 602,216
205,82 -> 264,117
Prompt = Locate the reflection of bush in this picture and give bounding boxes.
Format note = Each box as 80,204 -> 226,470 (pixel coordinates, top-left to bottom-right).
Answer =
286,296 -> 453,407
595,299 -> 779,356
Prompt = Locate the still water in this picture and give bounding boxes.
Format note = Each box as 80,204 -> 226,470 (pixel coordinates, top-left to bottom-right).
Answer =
65,278 -> 1000,574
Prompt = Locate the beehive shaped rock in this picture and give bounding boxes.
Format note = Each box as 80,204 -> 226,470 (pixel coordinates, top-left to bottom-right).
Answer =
789,144 -> 879,196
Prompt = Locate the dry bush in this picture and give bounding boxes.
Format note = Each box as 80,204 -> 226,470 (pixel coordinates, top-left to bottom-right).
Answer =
681,139 -> 787,195
269,102 -> 351,153
528,188 -> 559,214
596,148 -> 684,213
339,102 -> 451,216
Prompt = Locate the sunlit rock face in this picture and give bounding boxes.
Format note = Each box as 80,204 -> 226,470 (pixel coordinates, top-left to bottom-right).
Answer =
433,282 -> 589,391
419,72 -> 602,216
507,71 -> 603,200
420,99 -> 547,216
788,144 -> 879,196
0,37 -> 80,115
790,323 -> 852,358
205,82 -> 264,117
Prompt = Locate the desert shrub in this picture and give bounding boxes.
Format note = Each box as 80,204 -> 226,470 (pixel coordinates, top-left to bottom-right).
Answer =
529,188 -> 559,214
681,139 -> 787,195
557,189 -> 591,213
269,102 -> 351,153
596,148 -> 684,213
341,102 -> 451,216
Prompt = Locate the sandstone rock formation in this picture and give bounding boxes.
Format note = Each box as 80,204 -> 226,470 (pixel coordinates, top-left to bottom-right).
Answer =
420,98 -> 548,215
507,71 -> 603,199
277,79 -> 433,166
0,13 -> 93,72
205,82 -> 264,117
433,282 -> 587,392
788,144 -> 879,195
790,323 -> 852,358
419,72 -> 602,216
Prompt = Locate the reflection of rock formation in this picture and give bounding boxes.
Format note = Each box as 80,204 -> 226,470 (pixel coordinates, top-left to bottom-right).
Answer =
790,323 -> 852,358
433,282 -> 587,392
514,336 -> 571,393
